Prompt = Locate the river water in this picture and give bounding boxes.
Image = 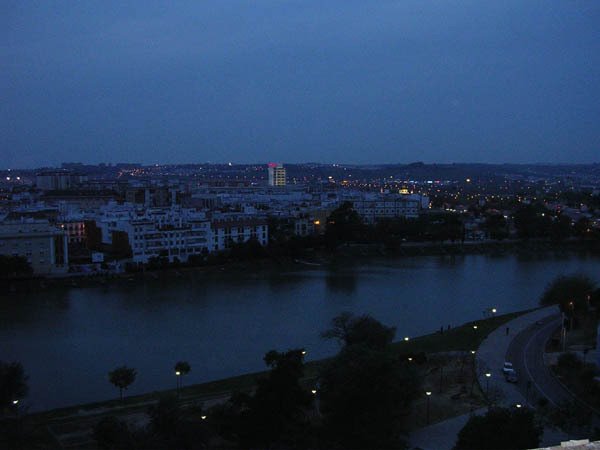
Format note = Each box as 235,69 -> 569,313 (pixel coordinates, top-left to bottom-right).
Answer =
2,252 -> 599,411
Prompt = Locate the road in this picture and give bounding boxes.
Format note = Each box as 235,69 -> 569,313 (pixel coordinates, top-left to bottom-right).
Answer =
506,314 -> 594,411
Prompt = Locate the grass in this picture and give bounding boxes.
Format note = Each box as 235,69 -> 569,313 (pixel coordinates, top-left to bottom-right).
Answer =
391,309 -> 535,355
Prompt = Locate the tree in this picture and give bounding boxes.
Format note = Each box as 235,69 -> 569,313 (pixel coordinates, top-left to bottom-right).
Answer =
174,361 -> 191,392
482,214 -> 508,240
454,406 -> 542,450
108,366 -> 136,401
232,349 -> 313,448
321,312 -> 396,350
0,256 -> 33,279
325,202 -> 365,248
513,204 -> 551,239
319,343 -> 421,449
539,274 -> 596,317
0,361 -> 28,411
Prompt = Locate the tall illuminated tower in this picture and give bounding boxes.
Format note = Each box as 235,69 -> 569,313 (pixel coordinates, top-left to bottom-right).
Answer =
267,163 -> 286,186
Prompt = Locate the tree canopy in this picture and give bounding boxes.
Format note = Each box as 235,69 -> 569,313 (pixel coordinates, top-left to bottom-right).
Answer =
174,361 -> 191,376
539,274 -> 596,314
321,311 -> 396,350
108,366 -> 136,401
325,202 -> 365,247
454,406 -> 542,450
232,349 -> 313,448
319,313 -> 419,449
0,256 -> 33,279
319,343 -> 420,449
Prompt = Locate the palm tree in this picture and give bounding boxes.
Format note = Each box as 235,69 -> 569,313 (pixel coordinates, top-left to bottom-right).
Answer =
108,366 -> 136,401
174,361 -> 191,394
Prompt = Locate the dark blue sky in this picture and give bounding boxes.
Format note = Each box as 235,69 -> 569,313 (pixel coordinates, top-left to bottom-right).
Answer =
2,1 -> 600,168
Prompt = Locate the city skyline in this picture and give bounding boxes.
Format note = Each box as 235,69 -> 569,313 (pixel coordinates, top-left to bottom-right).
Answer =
3,1 -> 600,168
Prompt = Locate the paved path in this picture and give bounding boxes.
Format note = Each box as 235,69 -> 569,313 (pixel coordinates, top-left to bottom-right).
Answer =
409,307 -> 574,450
475,306 -> 558,407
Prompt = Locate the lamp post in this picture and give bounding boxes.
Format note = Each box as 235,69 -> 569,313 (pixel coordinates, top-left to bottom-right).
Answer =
470,351 -> 476,395
485,373 -> 491,401
175,370 -> 181,395
404,336 -> 410,342
312,386 -> 321,416
425,391 -> 432,425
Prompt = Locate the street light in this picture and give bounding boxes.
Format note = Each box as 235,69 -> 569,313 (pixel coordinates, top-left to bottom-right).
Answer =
201,415 -> 207,420
425,391 -> 432,424
485,373 -> 491,398
473,325 -> 478,330
515,404 -> 522,408
175,371 -> 181,395
311,389 -> 317,395
12,400 -> 19,405
404,336 -> 410,342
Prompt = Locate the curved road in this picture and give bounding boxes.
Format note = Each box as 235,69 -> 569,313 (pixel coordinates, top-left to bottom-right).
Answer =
506,314 -> 596,413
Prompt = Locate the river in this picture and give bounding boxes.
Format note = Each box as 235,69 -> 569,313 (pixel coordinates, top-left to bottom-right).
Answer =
1,252 -> 599,411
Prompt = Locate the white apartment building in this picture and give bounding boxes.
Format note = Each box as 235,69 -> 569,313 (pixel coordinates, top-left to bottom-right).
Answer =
350,194 -> 429,224
130,218 -> 211,263
0,220 -> 68,275
212,217 -> 269,250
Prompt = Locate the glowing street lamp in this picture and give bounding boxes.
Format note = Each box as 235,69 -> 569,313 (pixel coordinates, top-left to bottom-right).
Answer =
485,373 -> 491,398
473,325 -> 478,330
175,371 -> 181,395
404,336 -> 410,342
425,391 -> 432,424
201,415 -> 207,420
12,400 -> 19,405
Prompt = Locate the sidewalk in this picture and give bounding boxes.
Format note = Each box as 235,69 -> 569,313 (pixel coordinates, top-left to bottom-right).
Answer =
409,306 -> 569,450
475,306 -> 557,407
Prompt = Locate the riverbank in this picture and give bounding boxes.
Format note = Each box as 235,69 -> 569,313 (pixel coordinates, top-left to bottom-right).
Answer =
29,309 -> 531,420
16,309 -> 532,449
2,238 -> 598,294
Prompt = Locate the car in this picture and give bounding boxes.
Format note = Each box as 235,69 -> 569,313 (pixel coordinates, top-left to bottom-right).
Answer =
502,361 -> 514,375
505,368 -> 518,383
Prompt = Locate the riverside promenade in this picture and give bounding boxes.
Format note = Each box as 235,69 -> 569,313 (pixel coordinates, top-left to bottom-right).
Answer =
475,305 -> 558,407
409,306 -> 572,450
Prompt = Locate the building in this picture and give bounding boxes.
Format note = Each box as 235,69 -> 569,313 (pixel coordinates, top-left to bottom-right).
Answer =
0,220 -> 68,275
130,217 -> 211,263
268,163 -> 286,187
211,217 -> 269,251
58,220 -> 86,245
35,171 -> 87,191
350,193 -> 429,224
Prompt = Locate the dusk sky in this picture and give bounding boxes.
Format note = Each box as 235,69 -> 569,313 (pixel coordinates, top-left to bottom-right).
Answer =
2,0 -> 600,168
